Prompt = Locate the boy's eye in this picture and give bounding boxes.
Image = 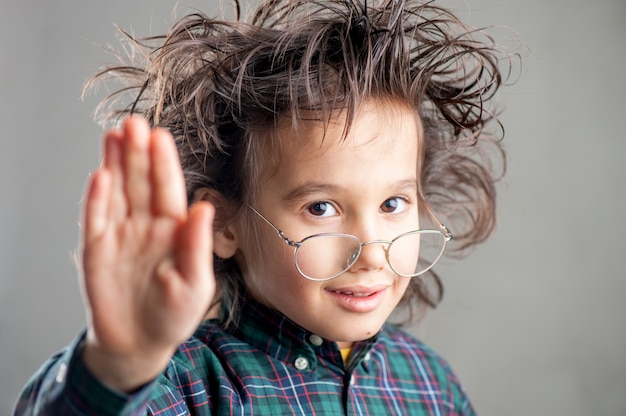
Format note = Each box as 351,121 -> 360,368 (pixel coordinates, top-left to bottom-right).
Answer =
380,197 -> 407,213
307,202 -> 337,217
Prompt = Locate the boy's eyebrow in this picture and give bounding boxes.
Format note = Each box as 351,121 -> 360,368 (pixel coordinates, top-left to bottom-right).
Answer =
283,183 -> 342,203
395,179 -> 420,192
282,179 -> 419,203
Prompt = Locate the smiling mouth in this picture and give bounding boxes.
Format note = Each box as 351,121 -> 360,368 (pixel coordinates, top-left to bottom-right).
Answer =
330,289 -> 378,297
326,286 -> 388,312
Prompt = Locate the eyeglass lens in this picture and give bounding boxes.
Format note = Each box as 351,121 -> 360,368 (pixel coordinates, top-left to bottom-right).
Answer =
294,231 -> 446,281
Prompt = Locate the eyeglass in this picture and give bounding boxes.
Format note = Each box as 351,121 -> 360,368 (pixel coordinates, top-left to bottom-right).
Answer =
248,205 -> 452,282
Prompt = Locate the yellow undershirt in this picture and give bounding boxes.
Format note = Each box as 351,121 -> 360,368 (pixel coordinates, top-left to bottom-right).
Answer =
340,347 -> 352,362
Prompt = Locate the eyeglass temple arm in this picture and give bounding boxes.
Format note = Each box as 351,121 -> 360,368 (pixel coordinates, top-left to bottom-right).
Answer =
248,205 -> 300,247
440,224 -> 453,241
421,203 -> 453,241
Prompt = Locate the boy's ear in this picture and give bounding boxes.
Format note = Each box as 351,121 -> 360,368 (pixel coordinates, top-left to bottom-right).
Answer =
193,187 -> 238,259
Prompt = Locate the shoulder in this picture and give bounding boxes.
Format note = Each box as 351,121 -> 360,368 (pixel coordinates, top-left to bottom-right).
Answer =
373,324 -> 473,410
377,323 -> 448,367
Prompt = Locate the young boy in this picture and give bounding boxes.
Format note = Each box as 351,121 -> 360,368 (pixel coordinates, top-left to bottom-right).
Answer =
14,0 -> 512,414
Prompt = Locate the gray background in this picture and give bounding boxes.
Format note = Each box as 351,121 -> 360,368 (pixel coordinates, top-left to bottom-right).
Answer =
1,1 -> 625,415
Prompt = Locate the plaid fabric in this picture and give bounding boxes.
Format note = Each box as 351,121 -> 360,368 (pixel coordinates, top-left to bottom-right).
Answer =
15,297 -> 475,415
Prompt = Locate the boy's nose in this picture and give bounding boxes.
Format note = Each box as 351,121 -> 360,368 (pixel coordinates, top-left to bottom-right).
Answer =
348,241 -> 388,273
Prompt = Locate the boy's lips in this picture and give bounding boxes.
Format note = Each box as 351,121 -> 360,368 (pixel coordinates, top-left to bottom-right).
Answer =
325,284 -> 389,313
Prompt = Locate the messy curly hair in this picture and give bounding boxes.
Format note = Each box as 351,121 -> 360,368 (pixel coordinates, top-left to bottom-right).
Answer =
87,0 -> 516,323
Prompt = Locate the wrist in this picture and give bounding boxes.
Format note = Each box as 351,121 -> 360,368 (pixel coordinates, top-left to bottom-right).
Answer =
81,338 -> 174,393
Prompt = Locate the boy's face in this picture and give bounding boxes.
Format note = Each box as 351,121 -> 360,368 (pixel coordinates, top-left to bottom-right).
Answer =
235,99 -> 421,347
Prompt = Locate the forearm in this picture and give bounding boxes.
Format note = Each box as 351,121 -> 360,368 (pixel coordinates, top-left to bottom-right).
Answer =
14,332 -> 155,416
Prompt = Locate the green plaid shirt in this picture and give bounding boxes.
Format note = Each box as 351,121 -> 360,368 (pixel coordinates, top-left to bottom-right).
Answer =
15,297 -> 475,415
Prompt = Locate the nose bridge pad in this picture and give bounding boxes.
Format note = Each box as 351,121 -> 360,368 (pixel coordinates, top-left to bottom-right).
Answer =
350,240 -> 390,269
347,248 -> 360,267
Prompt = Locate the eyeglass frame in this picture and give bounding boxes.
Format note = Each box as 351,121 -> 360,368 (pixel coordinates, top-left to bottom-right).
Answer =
247,205 -> 453,282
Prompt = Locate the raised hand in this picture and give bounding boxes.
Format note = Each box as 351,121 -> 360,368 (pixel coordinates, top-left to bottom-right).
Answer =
80,116 -> 215,391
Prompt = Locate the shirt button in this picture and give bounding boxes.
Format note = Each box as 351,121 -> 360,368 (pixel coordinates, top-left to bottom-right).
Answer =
309,334 -> 323,346
364,352 -> 371,361
294,357 -> 309,371
350,374 -> 356,386
56,362 -> 68,383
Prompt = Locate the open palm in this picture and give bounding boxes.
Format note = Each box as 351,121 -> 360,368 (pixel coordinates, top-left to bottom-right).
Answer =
80,116 -> 215,390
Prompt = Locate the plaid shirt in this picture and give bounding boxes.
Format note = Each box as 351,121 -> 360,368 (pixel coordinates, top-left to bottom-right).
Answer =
15,297 -> 475,415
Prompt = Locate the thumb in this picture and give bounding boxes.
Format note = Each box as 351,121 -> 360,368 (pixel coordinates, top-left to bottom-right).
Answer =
176,201 -> 215,288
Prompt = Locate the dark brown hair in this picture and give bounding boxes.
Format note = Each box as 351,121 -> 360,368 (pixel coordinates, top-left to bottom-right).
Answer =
87,0 -> 516,323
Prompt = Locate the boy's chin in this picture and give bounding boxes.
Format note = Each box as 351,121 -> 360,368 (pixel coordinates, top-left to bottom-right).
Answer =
321,323 -> 385,345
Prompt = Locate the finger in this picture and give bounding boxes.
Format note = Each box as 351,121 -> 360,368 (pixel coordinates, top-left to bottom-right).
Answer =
122,116 -> 151,216
84,169 -> 112,243
102,130 -> 127,221
176,201 -> 215,286
150,127 -> 187,219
